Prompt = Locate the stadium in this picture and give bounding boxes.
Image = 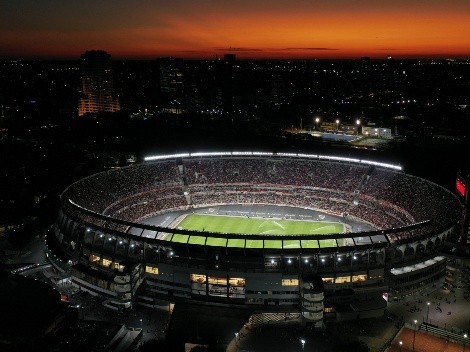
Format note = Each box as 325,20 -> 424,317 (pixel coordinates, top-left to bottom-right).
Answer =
48,151 -> 462,327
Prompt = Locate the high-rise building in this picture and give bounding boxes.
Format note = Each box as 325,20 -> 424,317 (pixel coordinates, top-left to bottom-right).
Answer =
78,50 -> 120,117
158,57 -> 183,96
157,57 -> 184,113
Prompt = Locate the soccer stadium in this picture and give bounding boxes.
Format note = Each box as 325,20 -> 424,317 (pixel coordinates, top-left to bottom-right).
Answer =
48,151 -> 462,328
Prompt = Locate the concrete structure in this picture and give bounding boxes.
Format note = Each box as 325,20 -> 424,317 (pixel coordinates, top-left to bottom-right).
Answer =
49,152 -> 462,326
362,126 -> 393,139
78,50 -> 120,117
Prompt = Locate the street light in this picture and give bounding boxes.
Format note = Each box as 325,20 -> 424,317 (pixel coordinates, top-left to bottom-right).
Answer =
335,119 -> 340,132
399,340 -> 403,352
235,332 -> 239,346
464,333 -> 467,352
356,119 -> 361,135
315,117 -> 320,130
300,338 -> 306,351
140,318 -> 142,329
413,319 -> 418,352
426,302 -> 431,328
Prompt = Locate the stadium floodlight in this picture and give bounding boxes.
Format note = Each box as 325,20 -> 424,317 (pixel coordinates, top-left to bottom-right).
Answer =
360,159 -> 402,171
319,155 -> 361,163
143,151 -> 402,171
277,152 -> 297,157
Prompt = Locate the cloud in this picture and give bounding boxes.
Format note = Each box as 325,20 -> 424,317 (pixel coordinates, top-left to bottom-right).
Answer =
282,47 -> 339,51
213,47 -> 264,52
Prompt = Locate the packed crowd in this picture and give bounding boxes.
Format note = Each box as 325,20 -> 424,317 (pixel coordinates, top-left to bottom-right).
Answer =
62,156 -> 461,240
62,161 -> 181,213
363,169 -> 461,230
184,158 -> 368,192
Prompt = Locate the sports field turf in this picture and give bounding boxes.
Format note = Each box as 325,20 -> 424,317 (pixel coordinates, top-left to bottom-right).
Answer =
167,214 -> 344,249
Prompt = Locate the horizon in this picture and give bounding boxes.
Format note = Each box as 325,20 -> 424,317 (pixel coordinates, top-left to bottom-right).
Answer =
1,54 -> 469,61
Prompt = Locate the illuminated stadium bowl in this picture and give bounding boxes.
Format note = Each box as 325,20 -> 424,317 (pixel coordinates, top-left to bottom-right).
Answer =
50,151 -> 461,325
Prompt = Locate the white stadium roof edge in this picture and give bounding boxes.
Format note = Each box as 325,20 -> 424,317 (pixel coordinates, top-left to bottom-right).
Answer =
143,151 -> 402,171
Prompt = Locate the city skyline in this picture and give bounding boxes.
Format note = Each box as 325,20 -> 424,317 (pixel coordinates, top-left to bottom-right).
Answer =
2,0 -> 470,60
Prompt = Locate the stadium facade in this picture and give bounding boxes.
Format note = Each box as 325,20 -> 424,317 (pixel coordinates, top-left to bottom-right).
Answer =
48,152 -> 462,327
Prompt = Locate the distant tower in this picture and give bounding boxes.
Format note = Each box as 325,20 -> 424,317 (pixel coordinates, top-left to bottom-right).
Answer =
157,57 -> 184,113
360,57 -> 371,71
158,57 -> 184,96
78,50 -> 120,117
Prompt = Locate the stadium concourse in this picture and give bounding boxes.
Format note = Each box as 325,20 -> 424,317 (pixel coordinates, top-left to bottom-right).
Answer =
48,151 -> 462,332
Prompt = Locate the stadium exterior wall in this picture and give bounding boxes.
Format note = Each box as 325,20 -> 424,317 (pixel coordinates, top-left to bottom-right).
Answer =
49,152 -> 462,321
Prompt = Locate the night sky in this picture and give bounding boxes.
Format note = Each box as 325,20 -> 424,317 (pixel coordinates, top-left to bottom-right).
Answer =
1,0 -> 470,59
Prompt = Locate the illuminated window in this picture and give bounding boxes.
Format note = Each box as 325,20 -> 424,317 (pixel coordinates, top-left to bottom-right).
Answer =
102,258 -> 112,267
208,276 -> 227,285
282,279 -> 299,286
351,274 -> 367,282
113,262 -> 125,271
191,274 -> 206,283
335,276 -> 351,283
90,254 -> 100,263
191,274 -> 207,295
229,277 -> 245,286
145,266 -> 159,275
322,277 -> 334,284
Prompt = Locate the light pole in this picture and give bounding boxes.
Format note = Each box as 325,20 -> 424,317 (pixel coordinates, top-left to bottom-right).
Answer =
336,119 -> 340,132
315,117 -> 320,130
413,319 -> 418,352
356,119 -> 361,135
426,302 -> 430,328
300,338 -> 306,351
235,332 -> 239,346
399,340 -> 403,352
464,333 -> 467,352
140,318 -> 142,329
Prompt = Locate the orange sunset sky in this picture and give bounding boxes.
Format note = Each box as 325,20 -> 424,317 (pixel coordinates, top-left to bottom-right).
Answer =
1,0 -> 470,59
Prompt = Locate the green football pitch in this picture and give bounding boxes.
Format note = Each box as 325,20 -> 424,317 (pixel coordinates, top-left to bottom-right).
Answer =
166,213 -> 344,249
